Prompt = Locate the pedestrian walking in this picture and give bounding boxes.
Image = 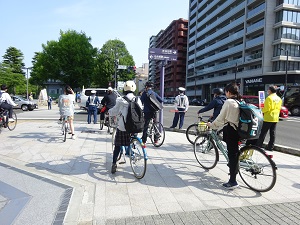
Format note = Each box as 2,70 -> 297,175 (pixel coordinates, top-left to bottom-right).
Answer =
207,82 -> 241,189
47,96 -> 52,110
170,87 -> 189,129
256,85 -> 282,151
140,81 -> 162,144
87,90 -> 100,124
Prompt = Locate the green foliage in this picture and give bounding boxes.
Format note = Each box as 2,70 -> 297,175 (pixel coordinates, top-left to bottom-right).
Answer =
30,30 -> 97,88
0,62 -> 27,95
93,39 -> 135,88
2,47 -> 25,74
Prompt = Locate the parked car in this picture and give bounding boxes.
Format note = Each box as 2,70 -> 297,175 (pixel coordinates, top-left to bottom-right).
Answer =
190,98 -> 205,106
78,88 -> 121,112
242,95 -> 288,118
163,97 -> 175,104
282,85 -> 300,116
12,96 -> 38,111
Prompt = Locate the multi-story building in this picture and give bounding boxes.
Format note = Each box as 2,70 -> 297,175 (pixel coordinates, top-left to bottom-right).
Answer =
148,34 -> 161,83
150,18 -> 188,97
134,63 -> 149,93
187,0 -> 300,101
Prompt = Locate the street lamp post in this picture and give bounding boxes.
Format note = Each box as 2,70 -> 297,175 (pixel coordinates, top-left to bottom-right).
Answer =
22,66 -> 32,100
280,48 -> 288,90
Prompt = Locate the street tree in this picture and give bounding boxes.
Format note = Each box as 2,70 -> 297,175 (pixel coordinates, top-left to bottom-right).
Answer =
2,47 -> 25,75
94,39 -> 135,88
30,30 -> 97,88
0,62 -> 27,95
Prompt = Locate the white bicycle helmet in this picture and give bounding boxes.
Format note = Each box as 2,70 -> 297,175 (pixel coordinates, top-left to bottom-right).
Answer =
107,87 -> 113,91
124,80 -> 136,92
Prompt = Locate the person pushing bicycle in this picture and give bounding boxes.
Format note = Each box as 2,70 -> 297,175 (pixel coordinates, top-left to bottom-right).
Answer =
207,82 -> 241,189
108,81 -> 143,174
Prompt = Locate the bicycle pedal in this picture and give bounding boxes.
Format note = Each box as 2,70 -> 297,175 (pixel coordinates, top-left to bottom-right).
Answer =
119,161 -> 126,164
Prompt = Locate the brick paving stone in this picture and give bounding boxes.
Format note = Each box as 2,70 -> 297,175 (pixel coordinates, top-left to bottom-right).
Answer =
168,213 -> 184,225
114,218 -> 125,225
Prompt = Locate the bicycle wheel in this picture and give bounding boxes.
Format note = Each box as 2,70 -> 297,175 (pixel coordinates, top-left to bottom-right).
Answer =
111,128 -> 116,151
150,122 -> 165,147
239,145 -> 277,192
7,112 -> 17,131
99,120 -> 104,130
63,122 -> 67,142
130,137 -> 147,179
186,124 -> 202,145
193,135 -> 218,169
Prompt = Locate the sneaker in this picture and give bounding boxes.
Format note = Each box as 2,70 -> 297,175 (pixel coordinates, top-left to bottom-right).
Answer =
71,134 -> 76,140
8,118 -> 15,122
111,163 -> 117,174
222,181 -> 239,190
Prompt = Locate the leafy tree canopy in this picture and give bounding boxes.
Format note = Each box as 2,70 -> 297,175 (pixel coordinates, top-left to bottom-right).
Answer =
93,39 -> 135,88
2,47 -> 25,74
30,30 -> 97,88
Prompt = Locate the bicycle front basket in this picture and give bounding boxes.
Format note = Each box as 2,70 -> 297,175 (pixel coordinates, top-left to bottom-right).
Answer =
197,122 -> 207,134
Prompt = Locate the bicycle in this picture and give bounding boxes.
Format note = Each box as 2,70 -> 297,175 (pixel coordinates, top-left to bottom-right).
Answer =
111,125 -> 148,179
0,108 -> 17,133
61,116 -> 70,142
146,113 -> 165,147
186,116 -> 223,145
193,118 -> 277,192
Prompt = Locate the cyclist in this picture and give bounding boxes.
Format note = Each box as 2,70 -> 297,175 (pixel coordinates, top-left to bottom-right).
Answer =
0,84 -> 17,122
140,81 -> 162,144
108,81 -> 142,174
58,85 -> 76,139
207,82 -> 241,189
100,87 -> 117,125
198,88 -> 226,121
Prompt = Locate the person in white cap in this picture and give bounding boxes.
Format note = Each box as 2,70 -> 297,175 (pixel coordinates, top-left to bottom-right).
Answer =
170,87 -> 189,129
100,87 -> 117,124
86,90 -> 100,124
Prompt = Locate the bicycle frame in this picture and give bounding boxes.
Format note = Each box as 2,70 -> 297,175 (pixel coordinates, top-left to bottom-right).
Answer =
208,130 -> 229,162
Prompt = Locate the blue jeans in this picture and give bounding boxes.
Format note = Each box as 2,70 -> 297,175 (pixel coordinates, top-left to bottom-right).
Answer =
171,109 -> 185,129
87,106 -> 97,124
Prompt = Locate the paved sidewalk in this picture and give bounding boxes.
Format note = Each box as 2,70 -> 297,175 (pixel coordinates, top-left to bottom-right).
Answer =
0,108 -> 299,224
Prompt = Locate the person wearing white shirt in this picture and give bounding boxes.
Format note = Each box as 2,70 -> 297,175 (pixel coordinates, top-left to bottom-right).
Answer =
0,84 -> 17,122
109,80 -> 142,174
170,87 -> 189,129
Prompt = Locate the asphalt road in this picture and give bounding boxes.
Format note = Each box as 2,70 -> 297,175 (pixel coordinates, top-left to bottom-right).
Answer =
15,104 -> 300,150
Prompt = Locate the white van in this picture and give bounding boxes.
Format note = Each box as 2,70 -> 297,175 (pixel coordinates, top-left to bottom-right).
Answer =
78,88 -> 121,111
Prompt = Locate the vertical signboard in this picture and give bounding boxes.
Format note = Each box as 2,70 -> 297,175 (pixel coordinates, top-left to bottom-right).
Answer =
258,91 -> 265,109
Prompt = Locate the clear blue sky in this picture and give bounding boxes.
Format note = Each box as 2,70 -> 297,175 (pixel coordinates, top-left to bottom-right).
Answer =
0,0 -> 188,69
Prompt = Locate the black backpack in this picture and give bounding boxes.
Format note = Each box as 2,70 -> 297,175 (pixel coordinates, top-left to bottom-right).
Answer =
123,96 -> 145,133
147,92 -> 163,111
235,100 -> 263,140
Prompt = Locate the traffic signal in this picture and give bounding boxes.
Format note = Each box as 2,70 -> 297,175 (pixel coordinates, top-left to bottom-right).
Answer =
127,66 -> 136,73
114,59 -> 119,67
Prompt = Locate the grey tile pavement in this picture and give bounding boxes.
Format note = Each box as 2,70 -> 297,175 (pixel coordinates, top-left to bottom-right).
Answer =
0,107 -> 299,224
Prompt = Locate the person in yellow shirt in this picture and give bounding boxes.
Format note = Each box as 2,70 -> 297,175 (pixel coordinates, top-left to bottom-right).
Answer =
256,85 -> 282,151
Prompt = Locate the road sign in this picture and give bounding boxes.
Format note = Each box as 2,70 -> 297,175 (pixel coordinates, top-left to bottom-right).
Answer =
118,65 -> 127,69
148,48 -> 177,61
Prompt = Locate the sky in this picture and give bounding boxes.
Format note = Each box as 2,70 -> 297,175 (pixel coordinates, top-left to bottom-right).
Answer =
0,0 -> 189,69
